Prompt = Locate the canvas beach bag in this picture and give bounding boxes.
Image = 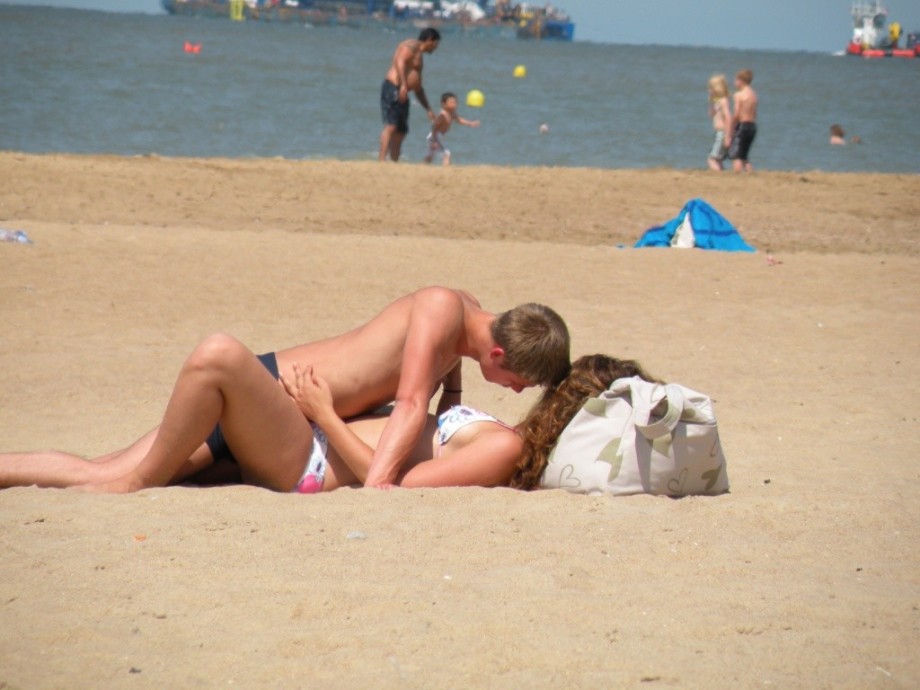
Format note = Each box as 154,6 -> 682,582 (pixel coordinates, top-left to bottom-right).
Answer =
540,376 -> 729,496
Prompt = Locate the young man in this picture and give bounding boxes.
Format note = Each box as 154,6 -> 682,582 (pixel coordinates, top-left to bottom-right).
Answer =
424,92 -> 481,166
379,28 -> 441,162
0,287 -> 570,492
726,68 -> 758,173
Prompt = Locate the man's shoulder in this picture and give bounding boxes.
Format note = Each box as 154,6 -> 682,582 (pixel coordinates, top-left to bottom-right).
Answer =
409,287 -> 476,328
413,286 -> 466,311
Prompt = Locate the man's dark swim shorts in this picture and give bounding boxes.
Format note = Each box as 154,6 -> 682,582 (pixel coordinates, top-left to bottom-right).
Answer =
205,352 -> 278,463
380,79 -> 410,134
729,122 -> 757,161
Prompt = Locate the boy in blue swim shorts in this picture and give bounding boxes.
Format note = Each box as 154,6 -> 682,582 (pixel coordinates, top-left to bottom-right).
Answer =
726,68 -> 759,173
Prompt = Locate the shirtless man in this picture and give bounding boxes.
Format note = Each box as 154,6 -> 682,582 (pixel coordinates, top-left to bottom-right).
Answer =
0,287 -> 570,492
725,68 -> 758,173
379,28 -> 440,162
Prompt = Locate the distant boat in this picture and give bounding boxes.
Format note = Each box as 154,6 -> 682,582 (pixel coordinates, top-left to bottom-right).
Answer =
161,1 -> 576,41
844,0 -> 919,58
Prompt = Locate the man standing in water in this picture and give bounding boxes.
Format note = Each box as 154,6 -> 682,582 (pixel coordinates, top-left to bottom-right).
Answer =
379,27 -> 440,162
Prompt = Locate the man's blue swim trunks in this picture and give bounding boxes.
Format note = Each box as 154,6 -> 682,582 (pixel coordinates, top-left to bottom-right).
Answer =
380,79 -> 410,134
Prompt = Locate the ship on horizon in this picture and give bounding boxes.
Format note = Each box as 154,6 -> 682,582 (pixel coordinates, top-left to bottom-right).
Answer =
161,0 -> 576,41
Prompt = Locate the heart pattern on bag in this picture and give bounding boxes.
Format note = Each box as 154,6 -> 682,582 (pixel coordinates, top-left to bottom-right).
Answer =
557,464 -> 582,490
667,468 -> 688,494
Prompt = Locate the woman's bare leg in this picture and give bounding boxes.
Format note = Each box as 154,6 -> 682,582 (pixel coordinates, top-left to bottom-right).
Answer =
89,334 -> 313,493
1,423 -> 225,490
0,428 -> 157,488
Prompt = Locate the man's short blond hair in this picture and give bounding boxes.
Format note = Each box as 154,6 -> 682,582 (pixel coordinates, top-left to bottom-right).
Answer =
736,69 -> 753,85
491,303 -> 571,387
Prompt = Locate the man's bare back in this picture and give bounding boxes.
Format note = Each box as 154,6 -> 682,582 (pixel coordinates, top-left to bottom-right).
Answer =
275,287 -> 473,420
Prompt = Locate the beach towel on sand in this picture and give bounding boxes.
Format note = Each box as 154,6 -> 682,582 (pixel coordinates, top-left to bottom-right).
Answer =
635,198 -> 756,252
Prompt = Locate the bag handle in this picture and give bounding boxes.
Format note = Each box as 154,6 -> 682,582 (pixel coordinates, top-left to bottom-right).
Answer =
632,382 -> 685,440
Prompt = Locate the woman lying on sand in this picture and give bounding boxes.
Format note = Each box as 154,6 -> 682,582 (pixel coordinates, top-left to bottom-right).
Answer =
0,345 -> 656,493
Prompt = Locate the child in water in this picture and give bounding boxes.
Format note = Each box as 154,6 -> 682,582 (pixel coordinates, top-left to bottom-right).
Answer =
707,74 -> 731,171
424,92 -> 480,166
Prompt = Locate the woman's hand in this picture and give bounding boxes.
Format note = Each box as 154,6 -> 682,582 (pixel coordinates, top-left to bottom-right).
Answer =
280,362 -> 334,422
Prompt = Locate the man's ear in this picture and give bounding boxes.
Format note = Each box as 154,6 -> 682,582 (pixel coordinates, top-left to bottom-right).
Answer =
489,347 -> 505,363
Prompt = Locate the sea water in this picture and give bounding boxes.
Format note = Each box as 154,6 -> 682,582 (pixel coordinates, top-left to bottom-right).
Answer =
1,5 -> 918,173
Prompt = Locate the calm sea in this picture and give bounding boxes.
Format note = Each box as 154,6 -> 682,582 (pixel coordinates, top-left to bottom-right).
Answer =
1,5 -> 918,172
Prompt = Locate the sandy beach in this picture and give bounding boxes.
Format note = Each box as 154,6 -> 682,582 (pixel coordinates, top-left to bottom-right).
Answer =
1,153 -> 918,689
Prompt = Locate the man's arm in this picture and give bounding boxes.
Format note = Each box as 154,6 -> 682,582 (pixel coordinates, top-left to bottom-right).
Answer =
393,45 -> 412,101
725,93 -> 739,145
435,361 -> 463,418
415,86 -> 435,121
364,290 -> 464,487
394,44 -> 412,100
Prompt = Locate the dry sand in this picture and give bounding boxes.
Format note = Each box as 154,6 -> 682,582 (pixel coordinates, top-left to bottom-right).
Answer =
0,153 -> 918,689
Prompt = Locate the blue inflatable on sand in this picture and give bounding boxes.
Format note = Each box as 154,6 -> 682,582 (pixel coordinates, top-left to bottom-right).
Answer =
634,198 -> 756,252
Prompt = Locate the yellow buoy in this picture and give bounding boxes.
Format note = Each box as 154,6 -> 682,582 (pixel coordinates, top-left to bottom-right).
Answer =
466,89 -> 485,108
513,65 -> 527,78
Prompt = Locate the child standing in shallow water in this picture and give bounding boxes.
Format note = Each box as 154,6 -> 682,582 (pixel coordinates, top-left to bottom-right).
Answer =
707,74 -> 731,171
424,92 -> 480,166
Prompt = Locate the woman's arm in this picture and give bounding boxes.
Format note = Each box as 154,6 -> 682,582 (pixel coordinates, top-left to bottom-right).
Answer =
396,429 -> 522,489
725,94 -> 738,145
280,363 -> 376,483
719,98 -> 732,130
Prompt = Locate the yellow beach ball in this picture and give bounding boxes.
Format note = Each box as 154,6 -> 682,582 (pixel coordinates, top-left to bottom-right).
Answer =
466,89 -> 485,108
513,65 -> 527,78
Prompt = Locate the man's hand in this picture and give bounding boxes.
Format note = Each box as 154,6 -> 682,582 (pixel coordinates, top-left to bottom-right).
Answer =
398,84 -> 409,102
364,466 -> 399,489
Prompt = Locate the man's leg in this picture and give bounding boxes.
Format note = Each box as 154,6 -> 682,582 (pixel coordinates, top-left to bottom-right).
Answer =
389,131 -> 406,161
379,124 -> 397,161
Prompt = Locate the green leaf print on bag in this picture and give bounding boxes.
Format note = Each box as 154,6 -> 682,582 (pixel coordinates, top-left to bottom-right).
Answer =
595,437 -> 623,481
581,398 -> 607,418
652,434 -> 673,457
701,465 -> 723,492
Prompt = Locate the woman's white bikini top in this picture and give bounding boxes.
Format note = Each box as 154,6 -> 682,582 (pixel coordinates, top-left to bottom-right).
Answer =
436,405 -> 514,452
